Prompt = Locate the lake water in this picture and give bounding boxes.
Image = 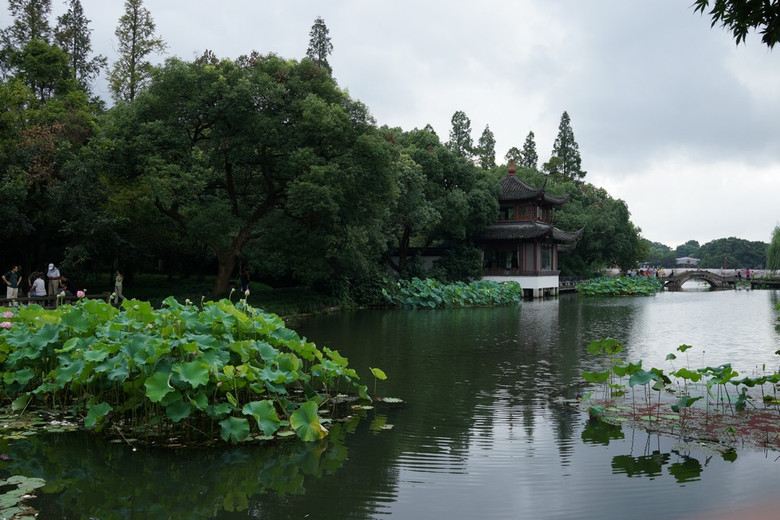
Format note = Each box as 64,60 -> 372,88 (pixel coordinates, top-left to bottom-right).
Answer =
9,286 -> 780,519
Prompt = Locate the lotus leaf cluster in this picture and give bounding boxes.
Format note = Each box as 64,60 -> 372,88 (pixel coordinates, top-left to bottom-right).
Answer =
382,278 -> 523,309
576,276 -> 662,296
0,297 -> 371,443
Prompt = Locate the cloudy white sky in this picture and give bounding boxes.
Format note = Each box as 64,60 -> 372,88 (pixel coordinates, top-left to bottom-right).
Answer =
25,0 -> 780,248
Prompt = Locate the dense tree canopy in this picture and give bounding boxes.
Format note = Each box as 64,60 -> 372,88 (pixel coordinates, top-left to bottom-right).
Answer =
696,237 -> 768,268
642,240 -> 677,268
382,126 -> 498,280
98,53 -> 396,294
0,1 -> 700,297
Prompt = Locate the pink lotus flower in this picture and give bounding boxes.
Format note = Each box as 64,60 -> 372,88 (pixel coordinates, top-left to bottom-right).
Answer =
2,311 -> 13,319
76,290 -> 85,298
0,322 -> 12,329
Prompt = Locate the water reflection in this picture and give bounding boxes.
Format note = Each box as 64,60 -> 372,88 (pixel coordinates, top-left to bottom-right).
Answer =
581,418 -> 736,484
2,291 -> 778,519
2,422 -> 354,519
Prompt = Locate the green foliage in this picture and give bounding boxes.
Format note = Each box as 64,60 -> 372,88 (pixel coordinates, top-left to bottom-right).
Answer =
767,225 -> 780,273
692,0 -> 780,49
691,237 -> 767,268
447,110 -> 474,160
576,276 -> 662,296
382,277 -> 522,309
642,240 -> 676,267
0,297 -> 375,443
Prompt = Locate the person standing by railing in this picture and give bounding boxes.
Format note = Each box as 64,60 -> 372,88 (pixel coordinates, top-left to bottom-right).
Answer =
2,266 -> 20,299
113,270 -> 126,305
47,263 -> 61,296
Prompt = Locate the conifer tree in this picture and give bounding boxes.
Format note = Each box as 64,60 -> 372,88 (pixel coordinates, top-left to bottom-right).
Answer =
477,125 -> 496,170
4,0 -> 52,46
108,0 -> 166,102
1,0 -> 52,75
306,16 -> 333,72
519,131 -> 538,170
447,110 -> 473,161
55,0 -> 106,93
543,111 -> 585,180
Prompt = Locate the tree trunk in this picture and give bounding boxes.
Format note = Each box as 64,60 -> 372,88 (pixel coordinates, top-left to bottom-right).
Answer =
213,250 -> 238,296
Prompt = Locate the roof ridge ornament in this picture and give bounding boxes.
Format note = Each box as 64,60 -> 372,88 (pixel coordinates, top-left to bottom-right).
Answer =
508,160 -> 516,176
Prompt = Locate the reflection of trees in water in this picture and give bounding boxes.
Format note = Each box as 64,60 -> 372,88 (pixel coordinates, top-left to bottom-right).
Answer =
2,425 -> 351,519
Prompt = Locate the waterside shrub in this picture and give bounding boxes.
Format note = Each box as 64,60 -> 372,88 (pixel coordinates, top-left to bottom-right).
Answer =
382,278 -> 523,309
576,276 -> 662,296
0,297 -> 373,444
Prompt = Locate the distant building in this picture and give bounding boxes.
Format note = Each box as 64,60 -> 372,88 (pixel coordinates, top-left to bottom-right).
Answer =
675,256 -> 700,266
479,163 -> 583,298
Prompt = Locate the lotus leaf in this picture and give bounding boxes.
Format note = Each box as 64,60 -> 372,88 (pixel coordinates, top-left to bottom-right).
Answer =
174,361 -> 210,389
290,401 -> 328,441
84,402 -> 113,428
220,416 -> 250,442
242,400 -> 281,436
145,372 -> 174,402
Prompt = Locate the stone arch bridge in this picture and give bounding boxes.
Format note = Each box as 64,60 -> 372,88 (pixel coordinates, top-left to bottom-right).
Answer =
663,270 -> 735,290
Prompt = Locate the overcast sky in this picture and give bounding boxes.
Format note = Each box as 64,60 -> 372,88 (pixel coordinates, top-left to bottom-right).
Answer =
26,0 -> 780,248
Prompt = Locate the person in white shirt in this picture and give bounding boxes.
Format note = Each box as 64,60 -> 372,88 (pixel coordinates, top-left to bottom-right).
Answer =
47,263 -> 61,296
29,273 -> 46,297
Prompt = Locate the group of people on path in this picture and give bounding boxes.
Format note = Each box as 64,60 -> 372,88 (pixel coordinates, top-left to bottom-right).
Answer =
1,264 -> 125,305
2,263 -> 77,299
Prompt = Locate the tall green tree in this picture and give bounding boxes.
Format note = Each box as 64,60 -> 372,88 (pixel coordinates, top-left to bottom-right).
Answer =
504,146 -> 522,166
543,111 -> 585,180
693,0 -> 780,49
306,16 -> 333,72
108,0 -> 166,102
54,0 -> 106,93
519,130 -> 538,170
3,0 -> 52,46
767,225 -> 780,273
99,53 -> 395,294
447,110 -> 473,161
0,0 -> 52,76
476,124 -> 496,170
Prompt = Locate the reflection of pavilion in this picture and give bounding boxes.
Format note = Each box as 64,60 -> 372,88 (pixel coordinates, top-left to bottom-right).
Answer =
479,164 -> 582,298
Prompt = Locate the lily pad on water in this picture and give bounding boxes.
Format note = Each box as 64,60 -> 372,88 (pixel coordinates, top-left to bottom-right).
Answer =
0,475 -> 46,520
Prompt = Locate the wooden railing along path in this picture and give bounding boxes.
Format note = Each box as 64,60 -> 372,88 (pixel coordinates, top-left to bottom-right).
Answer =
0,292 -> 112,310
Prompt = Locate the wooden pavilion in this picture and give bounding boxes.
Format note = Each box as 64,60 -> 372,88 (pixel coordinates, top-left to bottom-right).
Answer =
479,163 -> 583,298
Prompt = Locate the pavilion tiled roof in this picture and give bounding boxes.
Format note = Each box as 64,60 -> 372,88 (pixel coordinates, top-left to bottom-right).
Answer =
499,175 -> 569,206
480,221 -> 583,243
